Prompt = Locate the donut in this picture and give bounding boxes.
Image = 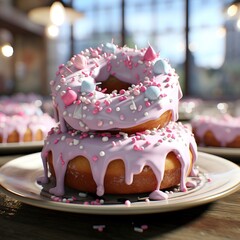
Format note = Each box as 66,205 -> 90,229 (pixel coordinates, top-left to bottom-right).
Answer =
191,114 -> 240,147
0,113 -> 56,143
38,121 -> 198,200
50,43 -> 182,133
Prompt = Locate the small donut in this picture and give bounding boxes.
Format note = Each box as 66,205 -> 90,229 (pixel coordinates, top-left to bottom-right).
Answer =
50,43 -> 182,133
39,122 -> 198,200
191,114 -> 240,147
0,113 -> 56,143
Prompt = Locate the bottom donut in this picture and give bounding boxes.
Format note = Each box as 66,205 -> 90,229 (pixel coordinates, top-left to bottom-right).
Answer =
39,122 -> 198,200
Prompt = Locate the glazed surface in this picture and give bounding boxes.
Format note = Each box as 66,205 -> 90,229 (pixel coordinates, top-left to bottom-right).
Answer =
50,43 -> 182,132
39,122 -> 198,200
0,113 -> 56,143
191,114 -> 240,147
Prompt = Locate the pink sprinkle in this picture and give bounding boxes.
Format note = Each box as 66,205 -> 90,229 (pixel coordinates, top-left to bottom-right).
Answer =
120,114 -> 125,120
104,100 -> 110,106
106,107 -> 112,113
60,153 -> 65,166
92,108 -> 99,114
131,137 -> 136,143
145,141 -> 151,145
97,120 -> 103,127
145,101 -> 151,107
125,200 -> 131,206
95,100 -> 100,106
141,225 -> 148,230
138,105 -> 143,111
140,86 -> 147,92
92,156 -> 98,161
119,96 -> 127,101
119,89 -> 125,95
112,141 -> 116,147
133,145 -> 144,151
54,139 -> 59,144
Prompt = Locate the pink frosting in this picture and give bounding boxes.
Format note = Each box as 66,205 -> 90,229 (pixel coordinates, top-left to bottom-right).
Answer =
50,44 -> 182,133
191,114 -> 240,146
0,113 -> 56,143
38,121 -> 198,200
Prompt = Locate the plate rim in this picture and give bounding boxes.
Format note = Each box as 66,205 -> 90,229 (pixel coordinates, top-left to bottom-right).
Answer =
0,152 -> 240,215
198,146 -> 240,157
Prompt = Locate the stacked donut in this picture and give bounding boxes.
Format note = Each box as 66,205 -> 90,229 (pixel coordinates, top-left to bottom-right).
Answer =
39,43 -> 198,200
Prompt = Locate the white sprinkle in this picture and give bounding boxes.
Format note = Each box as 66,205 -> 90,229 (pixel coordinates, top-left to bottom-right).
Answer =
134,227 -> 143,233
99,151 -> 105,157
79,121 -> 85,127
73,139 -> 79,145
78,192 -> 87,197
102,136 -> 109,142
116,107 -> 120,111
79,145 -> 83,149
55,85 -> 61,91
144,112 -> 149,116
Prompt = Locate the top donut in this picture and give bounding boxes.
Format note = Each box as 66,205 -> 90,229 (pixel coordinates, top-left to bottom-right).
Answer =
50,43 -> 183,133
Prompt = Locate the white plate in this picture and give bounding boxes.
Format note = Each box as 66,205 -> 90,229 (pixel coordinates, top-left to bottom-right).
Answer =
0,141 -> 43,154
198,146 -> 240,158
0,152 -> 239,215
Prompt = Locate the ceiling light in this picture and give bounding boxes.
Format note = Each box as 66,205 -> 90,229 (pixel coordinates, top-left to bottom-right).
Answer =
28,1 -> 83,26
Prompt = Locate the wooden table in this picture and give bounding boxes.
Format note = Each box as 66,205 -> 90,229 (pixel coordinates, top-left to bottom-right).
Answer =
0,154 -> 239,240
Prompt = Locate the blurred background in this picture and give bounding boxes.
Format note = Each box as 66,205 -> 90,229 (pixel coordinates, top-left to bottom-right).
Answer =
0,0 -> 239,100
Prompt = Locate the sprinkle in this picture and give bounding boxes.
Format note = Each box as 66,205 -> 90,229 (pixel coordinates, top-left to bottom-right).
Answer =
120,114 -> 125,120
99,151 -> 105,157
78,192 -> 87,197
116,107 -> 121,111
133,145 -> 144,151
141,225 -> 148,230
92,155 -> 98,161
125,200 -> 131,206
134,227 -> 143,233
97,120 -> 104,127
102,136 -> 109,142
106,107 -> 112,113
93,225 -> 106,232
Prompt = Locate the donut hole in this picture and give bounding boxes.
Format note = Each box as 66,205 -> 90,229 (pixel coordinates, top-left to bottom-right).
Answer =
99,75 -> 132,94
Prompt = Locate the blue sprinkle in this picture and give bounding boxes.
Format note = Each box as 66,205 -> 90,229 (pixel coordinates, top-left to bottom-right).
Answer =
153,59 -> 170,75
81,79 -> 95,93
145,86 -> 161,100
102,43 -> 117,54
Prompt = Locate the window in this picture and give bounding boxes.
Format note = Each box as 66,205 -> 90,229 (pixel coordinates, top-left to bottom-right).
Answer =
52,0 -> 239,100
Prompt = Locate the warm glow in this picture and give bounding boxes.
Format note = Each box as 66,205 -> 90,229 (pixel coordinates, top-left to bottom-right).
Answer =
237,18 -> 240,29
1,44 -> 14,57
46,24 -> 59,38
227,4 -> 238,17
217,27 -> 226,38
50,1 -> 65,26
